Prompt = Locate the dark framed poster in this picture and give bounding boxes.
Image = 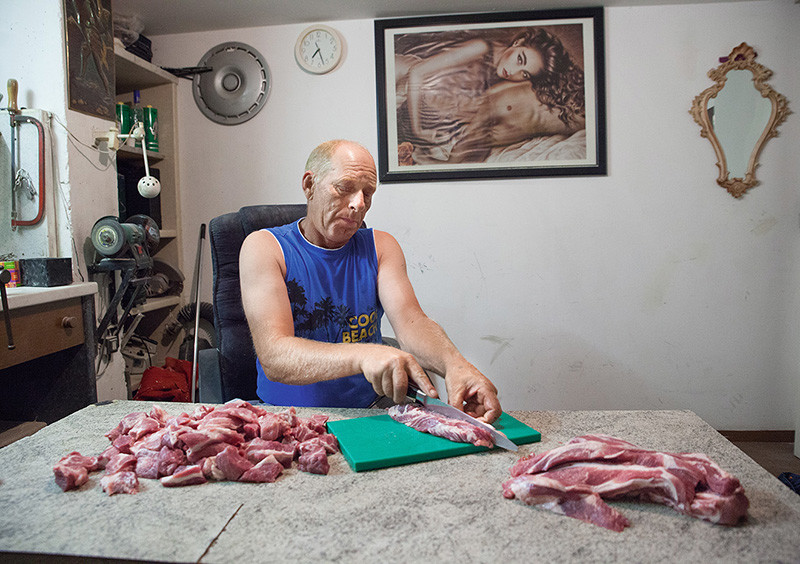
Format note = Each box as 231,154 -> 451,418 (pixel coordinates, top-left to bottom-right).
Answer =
64,0 -> 116,120
375,7 -> 606,182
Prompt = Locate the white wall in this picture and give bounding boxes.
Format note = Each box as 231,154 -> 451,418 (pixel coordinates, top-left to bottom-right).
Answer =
152,0 -> 800,430
0,1 -> 64,260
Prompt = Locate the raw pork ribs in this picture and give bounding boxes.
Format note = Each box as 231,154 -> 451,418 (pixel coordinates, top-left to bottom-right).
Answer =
388,403 -> 494,448
502,434 -> 749,531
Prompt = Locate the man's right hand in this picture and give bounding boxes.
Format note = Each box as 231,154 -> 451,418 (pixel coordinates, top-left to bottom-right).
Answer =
360,345 -> 438,405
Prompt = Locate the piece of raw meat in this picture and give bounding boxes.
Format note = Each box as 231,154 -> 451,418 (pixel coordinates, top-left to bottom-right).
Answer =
297,443 -> 330,475
52,451 -> 104,491
111,434 -> 134,454
100,471 -> 139,495
503,434 -> 749,531
302,434 -> 339,455
258,412 -> 288,441
214,445 -> 254,481
127,416 -> 161,440
503,473 -> 631,532
105,453 -> 137,475
135,449 -> 161,479
56,452 -> 102,472
157,446 -> 188,477
201,455 -> 226,481
388,404 -> 494,448
53,464 -> 89,492
97,445 -> 120,469
511,434 -> 746,502
160,465 -> 207,487
245,439 -> 295,468
239,455 -> 284,483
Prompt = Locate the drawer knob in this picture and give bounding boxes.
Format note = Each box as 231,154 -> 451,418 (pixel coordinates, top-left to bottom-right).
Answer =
62,316 -> 78,328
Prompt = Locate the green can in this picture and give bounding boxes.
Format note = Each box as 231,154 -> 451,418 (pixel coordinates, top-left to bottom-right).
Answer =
115,102 -> 132,136
143,105 -> 159,152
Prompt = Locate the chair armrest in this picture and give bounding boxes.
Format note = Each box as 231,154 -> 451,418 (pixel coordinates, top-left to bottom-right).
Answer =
198,348 -> 223,404
381,336 -> 400,349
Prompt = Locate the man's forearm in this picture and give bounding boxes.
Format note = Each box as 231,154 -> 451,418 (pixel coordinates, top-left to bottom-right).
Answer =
256,335 -> 379,385
394,316 -> 467,379
256,332 -> 438,403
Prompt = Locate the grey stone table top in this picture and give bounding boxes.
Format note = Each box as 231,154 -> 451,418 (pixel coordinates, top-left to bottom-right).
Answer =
1,401 -> 799,563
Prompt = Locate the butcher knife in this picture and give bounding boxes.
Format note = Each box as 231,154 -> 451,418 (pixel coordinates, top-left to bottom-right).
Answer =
406,382 -> 518,452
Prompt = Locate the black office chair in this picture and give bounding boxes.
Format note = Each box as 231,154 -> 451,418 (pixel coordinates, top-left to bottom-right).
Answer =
200,204 -> 398,404
201,204 -> 307,402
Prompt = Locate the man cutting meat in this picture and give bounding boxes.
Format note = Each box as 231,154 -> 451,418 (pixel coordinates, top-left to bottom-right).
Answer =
240,139 -> 501,423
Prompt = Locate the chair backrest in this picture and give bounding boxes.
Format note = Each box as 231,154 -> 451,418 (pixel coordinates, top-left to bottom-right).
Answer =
208,204 -> 307,401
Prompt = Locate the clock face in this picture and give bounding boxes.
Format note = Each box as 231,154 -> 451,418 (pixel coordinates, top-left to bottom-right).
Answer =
295,25 -> 343,74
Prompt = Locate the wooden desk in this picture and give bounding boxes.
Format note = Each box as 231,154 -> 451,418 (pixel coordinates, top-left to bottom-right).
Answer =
0,282 -> 98,423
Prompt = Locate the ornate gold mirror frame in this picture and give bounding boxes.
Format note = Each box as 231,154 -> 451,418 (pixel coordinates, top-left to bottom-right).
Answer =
690,43 -> 790,198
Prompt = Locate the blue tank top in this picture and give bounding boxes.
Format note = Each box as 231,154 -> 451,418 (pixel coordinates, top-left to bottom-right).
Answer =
256,219 -> 382,407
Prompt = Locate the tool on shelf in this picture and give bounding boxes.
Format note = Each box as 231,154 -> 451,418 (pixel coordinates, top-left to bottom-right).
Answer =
5,78 -> 47,228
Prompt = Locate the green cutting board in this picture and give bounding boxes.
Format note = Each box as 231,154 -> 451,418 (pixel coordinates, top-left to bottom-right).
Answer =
326,412 -> 540,472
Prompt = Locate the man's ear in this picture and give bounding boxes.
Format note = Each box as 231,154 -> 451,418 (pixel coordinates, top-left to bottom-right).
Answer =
302,171 -> 314,200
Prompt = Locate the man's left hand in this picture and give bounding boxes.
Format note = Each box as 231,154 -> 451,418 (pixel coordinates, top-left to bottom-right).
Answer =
443,363 -> 501,424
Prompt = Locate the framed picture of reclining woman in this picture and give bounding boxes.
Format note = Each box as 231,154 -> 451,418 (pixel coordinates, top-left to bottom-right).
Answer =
374,7 -> 606,182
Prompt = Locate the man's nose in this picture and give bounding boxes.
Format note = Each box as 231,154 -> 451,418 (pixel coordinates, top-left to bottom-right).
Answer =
349,192 -> 366,211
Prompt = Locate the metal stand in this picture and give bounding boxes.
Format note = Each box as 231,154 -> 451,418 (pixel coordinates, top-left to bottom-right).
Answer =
190,224 -> 206,403
90,258 -> 151,343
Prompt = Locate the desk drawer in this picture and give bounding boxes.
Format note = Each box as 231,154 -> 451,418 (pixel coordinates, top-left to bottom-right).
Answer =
1,298 -> 85,370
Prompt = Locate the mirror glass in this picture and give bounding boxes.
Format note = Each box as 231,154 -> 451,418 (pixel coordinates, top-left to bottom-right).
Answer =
690,43 -> 790,198
708,70 -> 772,178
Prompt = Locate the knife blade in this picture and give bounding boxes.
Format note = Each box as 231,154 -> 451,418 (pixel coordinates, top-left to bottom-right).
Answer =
405,382 -> 518,452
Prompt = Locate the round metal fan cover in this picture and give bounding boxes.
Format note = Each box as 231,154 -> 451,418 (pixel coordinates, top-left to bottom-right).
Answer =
193,42 -> 271,125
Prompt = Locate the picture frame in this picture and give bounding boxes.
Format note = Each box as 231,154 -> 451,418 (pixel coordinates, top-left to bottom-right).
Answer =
64,0 -> 116,121
374,7 -> 606,182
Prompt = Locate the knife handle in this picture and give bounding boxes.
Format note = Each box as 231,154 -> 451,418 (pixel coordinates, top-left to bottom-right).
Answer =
405,380 -> 428,406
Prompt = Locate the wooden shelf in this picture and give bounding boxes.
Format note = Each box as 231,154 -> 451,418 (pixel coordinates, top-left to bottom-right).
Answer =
114,41 -> 185,359
114,43 -> 178,94
117,144 -> 166,164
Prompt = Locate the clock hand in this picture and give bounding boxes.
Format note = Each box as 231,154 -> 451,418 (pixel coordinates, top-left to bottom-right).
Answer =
312,47 -> 322,62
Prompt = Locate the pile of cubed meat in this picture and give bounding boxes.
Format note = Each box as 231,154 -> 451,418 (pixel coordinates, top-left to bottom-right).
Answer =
52,401 -> 339,495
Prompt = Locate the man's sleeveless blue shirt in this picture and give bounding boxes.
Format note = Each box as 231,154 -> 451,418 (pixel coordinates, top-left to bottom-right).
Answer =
256,219 -> 382,407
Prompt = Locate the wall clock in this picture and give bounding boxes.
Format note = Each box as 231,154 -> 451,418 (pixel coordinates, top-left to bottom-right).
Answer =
295,24 -> 344,74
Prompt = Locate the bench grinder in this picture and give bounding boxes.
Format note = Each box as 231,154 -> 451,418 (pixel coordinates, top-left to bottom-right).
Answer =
90,214 -> 160,343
